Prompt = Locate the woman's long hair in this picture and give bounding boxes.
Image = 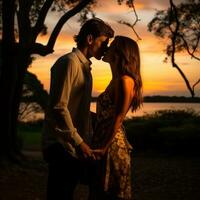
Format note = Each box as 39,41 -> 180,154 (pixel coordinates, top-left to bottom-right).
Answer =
113,36 -> 143,112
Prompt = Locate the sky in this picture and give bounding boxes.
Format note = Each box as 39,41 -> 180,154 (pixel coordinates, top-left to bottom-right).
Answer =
29,0 -> 200,97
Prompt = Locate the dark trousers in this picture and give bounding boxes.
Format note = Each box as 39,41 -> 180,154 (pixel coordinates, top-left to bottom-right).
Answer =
43,143 -> 81,200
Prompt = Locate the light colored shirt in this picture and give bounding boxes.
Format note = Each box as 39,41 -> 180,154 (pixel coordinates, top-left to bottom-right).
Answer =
42,48 -> 93,158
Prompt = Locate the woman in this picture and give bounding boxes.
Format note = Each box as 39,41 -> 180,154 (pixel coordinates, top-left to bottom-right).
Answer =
90,36 -> 143,200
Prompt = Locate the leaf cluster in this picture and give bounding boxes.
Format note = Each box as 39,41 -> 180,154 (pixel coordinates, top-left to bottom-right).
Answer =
148,0 -> 200,57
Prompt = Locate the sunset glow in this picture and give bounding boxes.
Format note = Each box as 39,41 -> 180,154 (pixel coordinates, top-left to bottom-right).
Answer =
29,0 -> 200,97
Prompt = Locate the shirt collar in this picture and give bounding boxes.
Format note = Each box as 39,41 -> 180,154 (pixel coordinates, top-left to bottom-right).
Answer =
72,48 -> 92,71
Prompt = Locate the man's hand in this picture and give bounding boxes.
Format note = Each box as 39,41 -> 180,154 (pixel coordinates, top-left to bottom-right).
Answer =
79,141 -> 96,160
92,147 -> 107,160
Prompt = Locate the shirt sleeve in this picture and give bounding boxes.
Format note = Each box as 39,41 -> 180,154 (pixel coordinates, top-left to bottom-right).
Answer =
50,57 -> 83,146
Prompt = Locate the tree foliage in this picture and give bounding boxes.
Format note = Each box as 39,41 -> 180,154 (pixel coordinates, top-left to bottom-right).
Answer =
0,0 -> 96,161
148,0 -> 200,59
148,0 -> 200,97
0,0 -> 135,161
18,71 -> 49,122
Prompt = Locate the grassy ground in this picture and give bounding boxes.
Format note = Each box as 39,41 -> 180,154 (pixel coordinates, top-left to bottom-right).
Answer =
0,151 -> 200,200
17,122 -> 42,151
1,110 -> 200,200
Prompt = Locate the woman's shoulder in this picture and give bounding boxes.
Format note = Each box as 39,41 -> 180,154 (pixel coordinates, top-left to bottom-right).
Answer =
121,75 -> 134,81
117,75 -> 135,87
112,75 -> 135,94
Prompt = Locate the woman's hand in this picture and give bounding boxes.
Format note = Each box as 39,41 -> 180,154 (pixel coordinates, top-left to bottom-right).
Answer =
92,147 -> 108,160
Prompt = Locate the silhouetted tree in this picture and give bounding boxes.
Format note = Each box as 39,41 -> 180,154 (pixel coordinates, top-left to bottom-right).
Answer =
18,71 -> 48,122
0,0 -> 136,161
0,0 -> 96,161
148,0 -> 200,97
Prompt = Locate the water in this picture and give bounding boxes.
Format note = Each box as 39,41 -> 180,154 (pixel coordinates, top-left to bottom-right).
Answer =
29,102 -> 200,122
90,102 -> 200,118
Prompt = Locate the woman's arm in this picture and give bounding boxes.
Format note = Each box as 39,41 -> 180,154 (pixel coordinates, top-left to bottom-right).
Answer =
93,75 -> 135,157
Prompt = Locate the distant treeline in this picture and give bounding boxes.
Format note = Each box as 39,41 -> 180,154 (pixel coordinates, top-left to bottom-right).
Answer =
91,96 -> 200,103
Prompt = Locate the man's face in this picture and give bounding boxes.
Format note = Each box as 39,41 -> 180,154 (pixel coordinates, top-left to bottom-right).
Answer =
89,35 -> 109,60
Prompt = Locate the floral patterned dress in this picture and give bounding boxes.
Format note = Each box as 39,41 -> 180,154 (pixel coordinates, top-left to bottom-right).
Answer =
91,81 -> 133,200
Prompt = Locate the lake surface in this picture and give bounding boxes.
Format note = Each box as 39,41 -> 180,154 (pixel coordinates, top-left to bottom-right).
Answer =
90,102 -> 200,117
30,102 -> 200,122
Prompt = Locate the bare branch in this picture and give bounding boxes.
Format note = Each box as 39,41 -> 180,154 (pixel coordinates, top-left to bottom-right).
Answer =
18,102 -> 30,116
191,34 -> 200,55
119,20 -> 141,40
31,43 -> 54,56
47,0 -> 91,50
118,0 -> 141,40
18,102 -> 43,121
32,0 -> 54,40
179,33 -> 200,61
169,0 -> 195,97
18,103 -> 32,121
193,79 -> 200,92
31,0 -> 92,55
168,0 -> 179,63
130,0 -> 140,26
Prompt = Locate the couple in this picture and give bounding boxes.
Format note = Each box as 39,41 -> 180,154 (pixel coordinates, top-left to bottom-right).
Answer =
42,18 -> 142,200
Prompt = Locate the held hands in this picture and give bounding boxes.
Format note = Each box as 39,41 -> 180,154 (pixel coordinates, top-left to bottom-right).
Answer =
79,141 -> 108,160
79,141 -> 96,160
92,147 -> 108,160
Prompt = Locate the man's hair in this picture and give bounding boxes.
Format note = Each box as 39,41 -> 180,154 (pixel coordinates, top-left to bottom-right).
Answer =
74,18 -> 114,48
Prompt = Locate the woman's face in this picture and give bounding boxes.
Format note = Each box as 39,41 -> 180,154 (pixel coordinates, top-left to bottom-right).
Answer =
102,40 -> 116,63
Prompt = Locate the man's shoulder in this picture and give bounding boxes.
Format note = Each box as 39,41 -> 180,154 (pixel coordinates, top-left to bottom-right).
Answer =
59,51 -> 79,62
51,51 -> 80,71
58,51 -> 79,63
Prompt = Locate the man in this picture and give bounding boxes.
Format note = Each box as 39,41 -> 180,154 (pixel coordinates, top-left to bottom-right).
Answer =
42,18 -> 114,200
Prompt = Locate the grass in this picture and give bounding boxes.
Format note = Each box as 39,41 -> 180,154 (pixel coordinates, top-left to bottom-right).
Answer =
17,120 -> 43,150
18,131 -> 41,150
1,109 -> 199,200
125,109 -> 200,155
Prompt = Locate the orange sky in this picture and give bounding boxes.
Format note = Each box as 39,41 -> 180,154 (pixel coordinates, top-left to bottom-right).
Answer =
29,0 -> 200,97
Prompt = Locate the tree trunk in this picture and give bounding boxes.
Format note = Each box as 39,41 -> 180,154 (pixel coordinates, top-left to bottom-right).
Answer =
0,45 -> 30,162
0,49 -> 18,161
0,0 -> 18,161
12,52 -> 31,154
0,0 -> 92,162
173,63 -> 195,97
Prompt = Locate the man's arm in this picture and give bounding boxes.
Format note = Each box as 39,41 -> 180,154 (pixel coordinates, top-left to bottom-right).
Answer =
50,57 -> 94,158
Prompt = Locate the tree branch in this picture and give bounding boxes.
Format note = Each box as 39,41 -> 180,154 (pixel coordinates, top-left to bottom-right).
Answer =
19,102 -> 30,116
169,0 -> 195,97
169,0 -> 179,63
179,33 -> 200,61
193,79 -> 200,92
31,43 -> 54,56
47,0 -> 91,50
31,0 -> 92,55
118,0 -> 141,40
32,0 -> 54,40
